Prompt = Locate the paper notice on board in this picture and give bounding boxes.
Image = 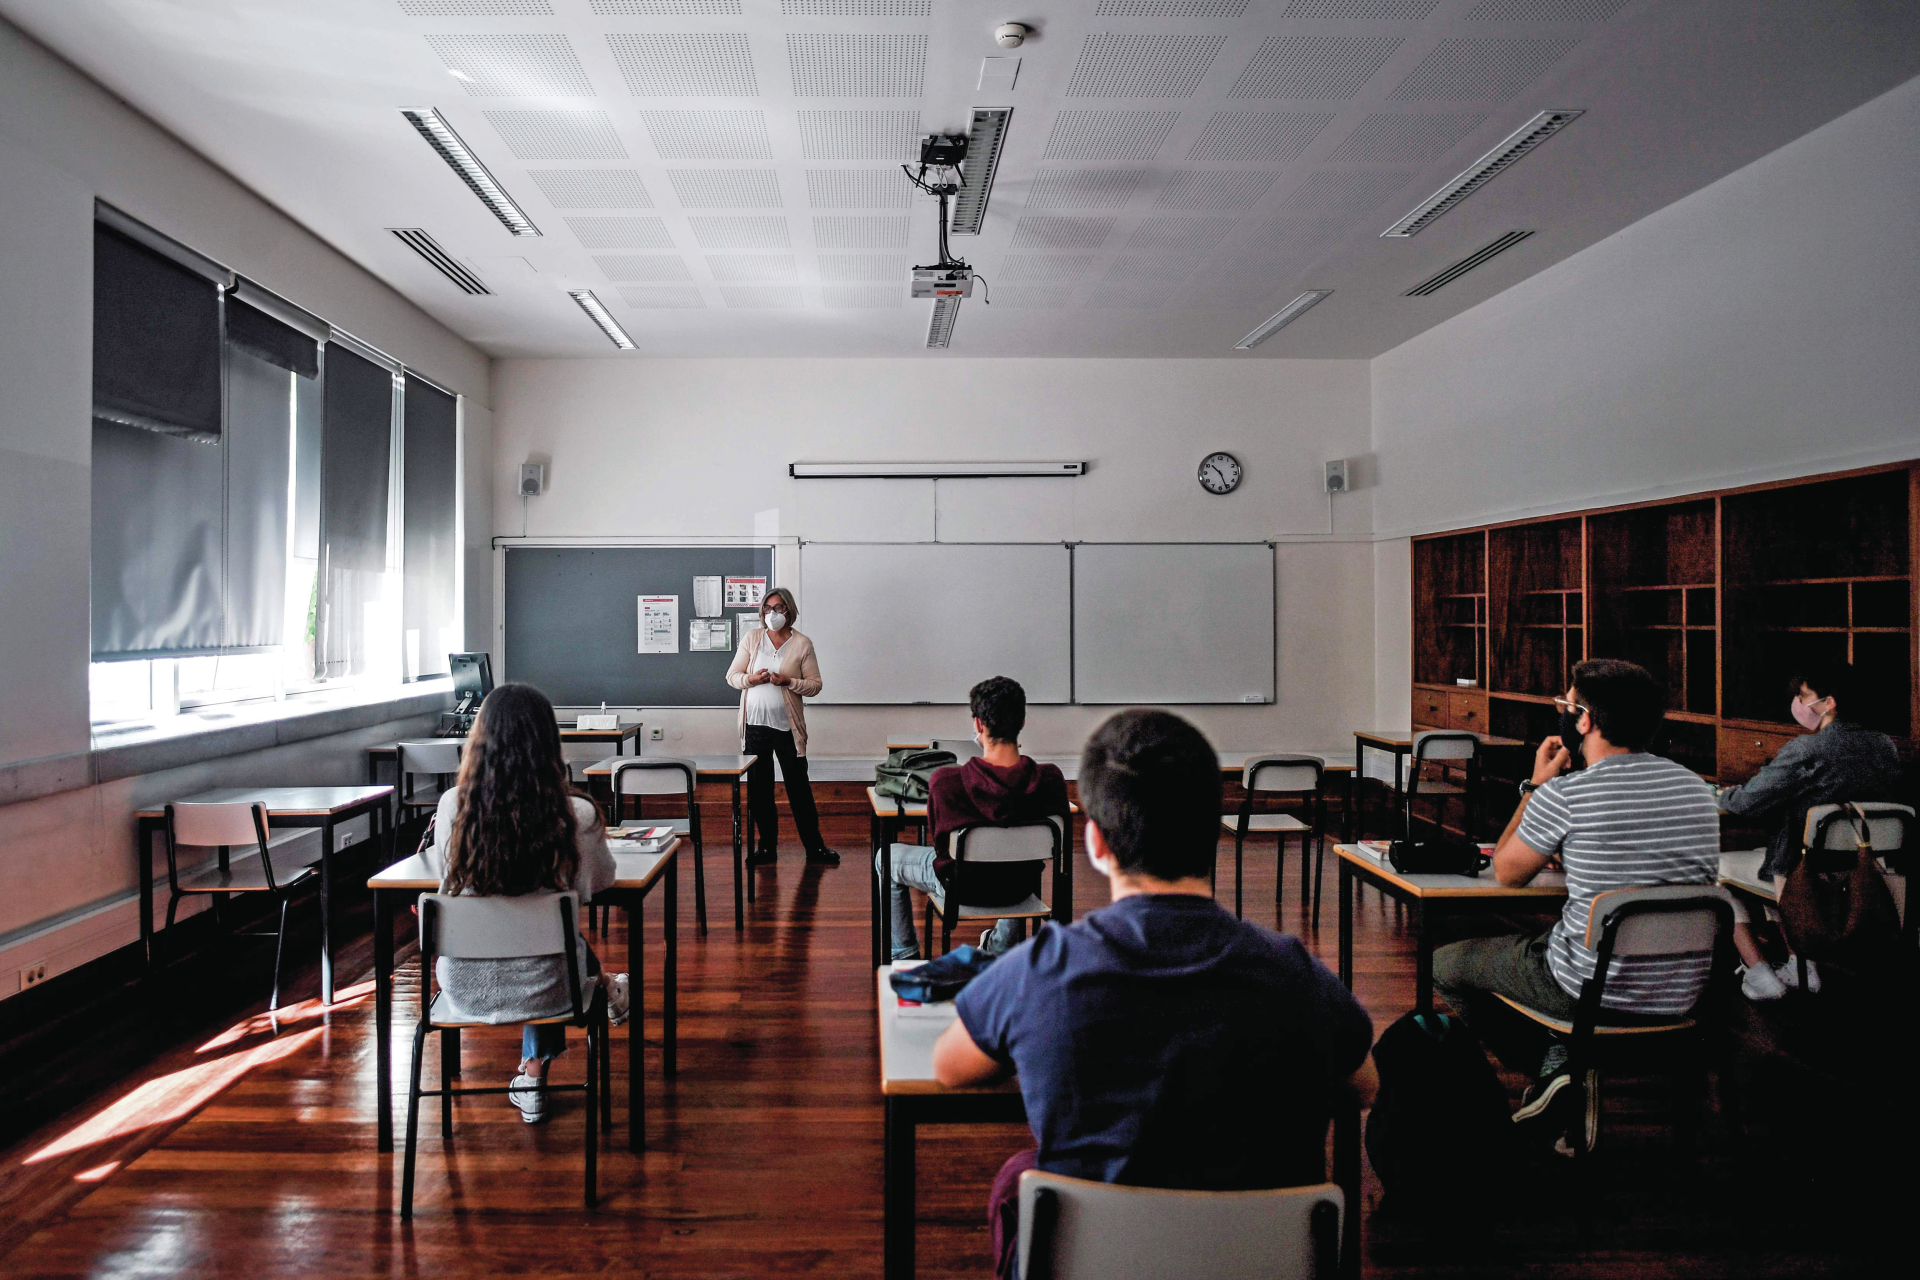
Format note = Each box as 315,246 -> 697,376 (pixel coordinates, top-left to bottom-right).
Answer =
723,576 -> 766,608
692,576 -> 723,618
689,616 -> 731,652
638,595 -> 679,654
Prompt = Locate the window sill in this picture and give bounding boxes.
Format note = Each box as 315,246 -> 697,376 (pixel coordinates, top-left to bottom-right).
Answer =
1,680 -> 454,807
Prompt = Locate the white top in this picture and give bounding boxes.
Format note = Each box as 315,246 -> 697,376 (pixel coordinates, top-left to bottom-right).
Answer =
743,632 -> 792,731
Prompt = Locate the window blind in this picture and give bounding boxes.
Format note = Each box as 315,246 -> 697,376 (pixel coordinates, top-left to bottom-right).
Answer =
227,298 -> 319,379
314,344 -> 395,679
223,346 -> 295,650
402,376 -> 459,679
92,224 -> 222,442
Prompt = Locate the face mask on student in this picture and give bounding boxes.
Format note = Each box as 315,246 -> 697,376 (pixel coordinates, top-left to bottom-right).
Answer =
765,611 -> 788,632
1790,695 -> 1829,731
1556,707 -> 1587,769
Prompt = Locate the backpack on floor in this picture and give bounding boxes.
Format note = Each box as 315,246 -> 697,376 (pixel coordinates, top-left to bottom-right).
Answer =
1365,1011 -> 1517,1214
873,748 -> 958,804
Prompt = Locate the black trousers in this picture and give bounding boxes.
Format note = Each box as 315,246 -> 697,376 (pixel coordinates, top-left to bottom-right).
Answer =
743,724 -> 826,855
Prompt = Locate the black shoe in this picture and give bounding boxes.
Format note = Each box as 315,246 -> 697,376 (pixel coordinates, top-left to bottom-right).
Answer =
805,846 -> 842,866
746,847 -> 777,867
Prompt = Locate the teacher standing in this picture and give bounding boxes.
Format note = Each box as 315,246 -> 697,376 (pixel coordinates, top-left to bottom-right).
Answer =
727,587 -> 839,867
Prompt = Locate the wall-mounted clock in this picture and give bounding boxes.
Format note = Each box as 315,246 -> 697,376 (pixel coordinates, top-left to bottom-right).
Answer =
1197,451 -> 1242,495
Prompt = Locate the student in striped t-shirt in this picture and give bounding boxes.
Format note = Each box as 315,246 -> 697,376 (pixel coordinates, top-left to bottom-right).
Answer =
1434,659 -> 1720,1128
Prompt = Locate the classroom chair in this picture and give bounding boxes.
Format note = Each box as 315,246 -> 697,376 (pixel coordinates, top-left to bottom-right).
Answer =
929,737 -> 983,761
919,820 -> 1062,957
1793,801 -> 1913,986
1491,885 -> 1735,1161
396,740 -> 463,827
401,891 -> 609,1218
1219,755 -> 1326,926
1016,1171 -> 1342,1280
162,801 -> 319,1011
608,757 -> 707,935
1404,731 -> 1478,845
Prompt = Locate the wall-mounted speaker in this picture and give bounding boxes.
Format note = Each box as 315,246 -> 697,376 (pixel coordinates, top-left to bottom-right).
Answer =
1324,459 -> 1348,494
520,462 -> 544,497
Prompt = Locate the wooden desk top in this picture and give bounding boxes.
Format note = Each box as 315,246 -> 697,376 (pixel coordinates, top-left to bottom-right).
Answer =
1717,849 -> 1777,903
1353,728 -> 1524,750
877,966 -> 1020,1098
367,723 -> 640,757
1215,752 -> 1355,776
581,753 -> 758,778
1334,843 -> 1567,899
368,839 -> 679,892
137,786 -> 393,820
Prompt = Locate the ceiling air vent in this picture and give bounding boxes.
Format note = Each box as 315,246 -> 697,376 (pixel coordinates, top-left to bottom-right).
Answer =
388,228 -> 492,295
1405,230 -> 1534,296
1380,109 -> 1581,238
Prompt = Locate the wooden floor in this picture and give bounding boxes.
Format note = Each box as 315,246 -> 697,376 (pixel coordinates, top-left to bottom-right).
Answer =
0,805 -> 1907,1278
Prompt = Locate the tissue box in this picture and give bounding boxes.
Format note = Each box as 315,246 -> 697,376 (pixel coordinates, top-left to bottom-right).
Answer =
576,713 -> 621,730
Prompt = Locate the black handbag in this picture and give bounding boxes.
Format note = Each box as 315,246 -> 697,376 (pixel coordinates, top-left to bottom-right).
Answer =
1387,838 -> 1490,876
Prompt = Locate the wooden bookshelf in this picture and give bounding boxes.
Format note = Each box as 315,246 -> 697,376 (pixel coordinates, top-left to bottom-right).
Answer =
1411,461 -> 1918,806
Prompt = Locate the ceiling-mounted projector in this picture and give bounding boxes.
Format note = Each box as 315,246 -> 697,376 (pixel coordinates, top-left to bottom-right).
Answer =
911,265 -> 974,299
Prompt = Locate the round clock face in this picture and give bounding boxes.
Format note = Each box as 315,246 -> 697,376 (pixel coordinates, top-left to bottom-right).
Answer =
1198,451 -> 1243,494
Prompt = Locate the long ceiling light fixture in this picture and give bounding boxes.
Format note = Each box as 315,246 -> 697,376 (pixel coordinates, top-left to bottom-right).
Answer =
1234,290 -> 1333,350
1380,109 -> 1583,238
568,289 -> 635,350
400,107 -> 540,238
948,107 -> 1013,236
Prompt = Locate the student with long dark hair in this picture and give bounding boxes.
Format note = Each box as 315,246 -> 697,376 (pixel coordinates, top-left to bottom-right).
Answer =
432,682 -> 628,1124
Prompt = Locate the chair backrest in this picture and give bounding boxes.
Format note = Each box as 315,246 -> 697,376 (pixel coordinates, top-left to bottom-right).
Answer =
1244,754 -> 1324,795
931,737 -> 983,761
1017,1171 -> 1342,1280
1411,730 -> 1477,763
1804,802 -> 1912,856
398,740 -> 463,778
1584,885 -> 1733,957
612,757 -> 697,796
167,801 -> 271,851
952,821 -> 1061,864
419,891 -> 584,1019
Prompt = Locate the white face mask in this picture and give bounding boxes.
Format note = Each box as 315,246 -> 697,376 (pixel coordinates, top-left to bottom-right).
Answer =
764,611 -> 788,632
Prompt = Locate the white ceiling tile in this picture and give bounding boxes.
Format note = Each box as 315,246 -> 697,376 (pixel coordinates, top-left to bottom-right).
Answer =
668,169 -> 784,207
566,215 -> 675,248
1155,170 -> 1277,210
813,214 -> 911,248
1282,0 -> 1440,18
819,254 -> 905,281
990,284 -> 1074,307
787,34 -> 927,97
720,285 -> 810,308
426,34 -> 592,97
401,1 -> 553,14
798,110 -> 921,160
1389,39 -> 1581,101
596,254 -> 694,280
640,110 -> 773,159
1103,255 -> 1204,284
783,1 -> 930,14
1229,37 -> 1401,100
1280,169 -> 1415,211
1043,111 -> 1180,162
1009,216 -> 1115,249
607,34 -> 760,97
485,109 -> 627,159
1096,1 -> 1248,15
1127,215 -> 1237,251
617,285 -> 707,307
822,284 -> 905,307
1188,111 -> 1334,162
806,169 -> 913,207
1066,34 -> 1227,99
707,254 -> 799,281
1027,170 -> 1144,210
690,215 -> 792,248
1236,216 -> 1350,258
594,1 -> 742,12
1465,0 -> 1631,19
999,254 -> 1097,282
529,169 -> 654,208
1327,113 -> 1488,162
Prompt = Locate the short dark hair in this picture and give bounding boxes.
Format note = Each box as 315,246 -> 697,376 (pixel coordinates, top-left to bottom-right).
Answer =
1078,709 -> 1221,881
1792,662 -> 1857,712
1571,658 -> 1666,752
969,676 -> 1026,744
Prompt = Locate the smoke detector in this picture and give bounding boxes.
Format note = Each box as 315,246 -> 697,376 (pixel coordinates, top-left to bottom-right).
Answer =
995,23 -> 1029,48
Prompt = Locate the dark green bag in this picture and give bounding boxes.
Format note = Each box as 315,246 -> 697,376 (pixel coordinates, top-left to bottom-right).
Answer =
873,748 -> 957,804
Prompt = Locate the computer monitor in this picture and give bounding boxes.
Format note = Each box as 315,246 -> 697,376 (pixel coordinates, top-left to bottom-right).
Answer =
448,652 -> 493,713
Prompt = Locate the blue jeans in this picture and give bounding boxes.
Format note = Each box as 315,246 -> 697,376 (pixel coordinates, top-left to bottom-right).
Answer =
878,844 -> 1023,961
523,1023 -> 567,1064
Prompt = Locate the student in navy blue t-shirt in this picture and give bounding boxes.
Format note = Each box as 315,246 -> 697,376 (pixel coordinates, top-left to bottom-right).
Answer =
933,709 -> 1378,1280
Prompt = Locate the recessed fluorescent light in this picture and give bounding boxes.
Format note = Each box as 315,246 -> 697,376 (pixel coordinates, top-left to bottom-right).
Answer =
926,294 -> 962,349
948,107 -> 1013,237
568,289 -> 635,349
400,107 -> 540,238
1234,290 -> 1333,350
1380,110 -> 1582,238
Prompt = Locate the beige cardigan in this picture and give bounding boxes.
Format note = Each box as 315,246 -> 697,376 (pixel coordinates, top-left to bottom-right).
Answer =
726,627 -> 823,754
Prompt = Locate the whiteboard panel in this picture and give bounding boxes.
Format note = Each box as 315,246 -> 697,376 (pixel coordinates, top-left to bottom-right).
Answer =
801,543 -> 1072,704
1073,544 -> 1275,705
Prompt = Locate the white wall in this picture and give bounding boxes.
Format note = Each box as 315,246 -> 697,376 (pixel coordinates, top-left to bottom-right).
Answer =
1368,75 -> 1920,726
493,357 -> 1376,757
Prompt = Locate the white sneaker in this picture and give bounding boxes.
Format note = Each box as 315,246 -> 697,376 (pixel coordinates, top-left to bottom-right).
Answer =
1739,962 -> 1787,1002
1775,958 -> 1821,993
978,928 -> 1000,954
606,973 -> 631,1026
508,1073 -> 547,1124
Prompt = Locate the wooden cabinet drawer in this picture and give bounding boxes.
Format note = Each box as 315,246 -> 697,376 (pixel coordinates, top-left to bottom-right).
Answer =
1414,688 -> 1449,727
1717,726 -> 1799,784
1448,691 -> 1489,734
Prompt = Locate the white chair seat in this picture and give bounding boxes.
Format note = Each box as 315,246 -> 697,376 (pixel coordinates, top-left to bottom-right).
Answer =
1491,993 -> 1695,1036
926,892 -> 1051,920
180,853 -> 319,894
426,990 -> 579,1030
1410,781 -> 1466,796
1221,813 -> 1310,832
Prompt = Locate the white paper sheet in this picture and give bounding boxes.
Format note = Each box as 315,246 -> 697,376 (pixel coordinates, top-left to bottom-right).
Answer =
689,616 -> 731,652
638,595 -> 679,654
692,575 -> 723,618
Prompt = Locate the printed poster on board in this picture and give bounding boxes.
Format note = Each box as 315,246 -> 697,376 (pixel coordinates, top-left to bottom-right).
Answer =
723,576 -> 766,609
638,595 -> 679,654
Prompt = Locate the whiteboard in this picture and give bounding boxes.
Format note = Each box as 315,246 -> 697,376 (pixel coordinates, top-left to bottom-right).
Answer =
1073,543 -> 1275,705
801,543 -> 1072,704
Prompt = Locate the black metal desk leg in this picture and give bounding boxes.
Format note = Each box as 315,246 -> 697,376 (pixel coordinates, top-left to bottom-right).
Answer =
1338,861 -> 1354,989
319,820 -> 335,1006
879,825 -> 895,964
870,810 -> 883,967
1413,901 -> 1433,1013
665,857 -> 678,1079
732,778 -> 746,930
1333,1105 -> 1362,1280
883,1096 -> 917,1280
138,819 -> 157,972
629,898 -> 645,1152
374,888 -> 395,1153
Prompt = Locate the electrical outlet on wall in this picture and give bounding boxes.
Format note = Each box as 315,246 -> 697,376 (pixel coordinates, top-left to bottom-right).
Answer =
650,727 -> 663,741
20,959 -> 49,990
340,831 -> 357,847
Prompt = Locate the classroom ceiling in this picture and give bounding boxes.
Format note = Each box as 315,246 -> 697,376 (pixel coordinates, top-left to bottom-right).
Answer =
5,1 -> 1918,359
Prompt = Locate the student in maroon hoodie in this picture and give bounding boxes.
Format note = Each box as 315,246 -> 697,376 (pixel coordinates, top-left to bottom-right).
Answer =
875,676 -> 1071,960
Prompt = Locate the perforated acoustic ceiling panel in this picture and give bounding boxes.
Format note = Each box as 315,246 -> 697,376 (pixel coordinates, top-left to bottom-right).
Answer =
668,169 -> 783,207
593,0 -> 742,12
818,254 -> 905,281
783,0 -> 931,14
400,1 -> 552,14
798,111 -> 921,160
1229,37 -> 1400,99
720,286 -> 807,308
618,285 -> 707,307
1000,255 -> 1096,282
813,215 -> 910,248
690,216 -> 792,249
1390,39 -> 1581,101
1042,111 -> 1179,162
822,284 -> 903,307
806,169 -> 912,208
607,34 -> 759,97
529,169 -> 653,208
1328,113 -> 1488,162
640,110 -> 772,159
786,35 -> 927,97
1009,217 -> 1114,249
1096,1 -> 1249,16
1127,216 -> 1237,252
1066,34 -> 1226,98
1027,170 -> 1144,210
1466,0 -> 1631,18
707,255 -> 799,281
1282,0 -> 1440,17
1281,169 -> 1415,211
485,110 -> 627,159
596,255 -> 693,280
565,215 -> 674,248
1155,170 -> 1276,211
992,284 -> 1073,308
1188,111 -> 1332,162
425,34 -> 594,97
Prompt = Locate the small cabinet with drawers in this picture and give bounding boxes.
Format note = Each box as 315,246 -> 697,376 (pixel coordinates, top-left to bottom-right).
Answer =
1717,725 -> 1800,784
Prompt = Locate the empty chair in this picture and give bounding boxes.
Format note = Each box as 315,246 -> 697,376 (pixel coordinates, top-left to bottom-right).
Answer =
1491,885 -> 1735,1158
609,757 -> 706,935
1220,755 -> 1326,926
162,801 -> 319,1010
401,891 -> 610,1218
1404,731 -> 1478,844
921,820 -> 1061,957
1017,1170 -> 1343,1280
397,740 -> 463,827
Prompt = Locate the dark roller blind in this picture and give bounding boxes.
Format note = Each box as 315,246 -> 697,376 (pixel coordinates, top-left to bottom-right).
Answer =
227,298 -> 319,379
92,224 -> 222,442
315,345 -> 394,679
402,375 -> 459,679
